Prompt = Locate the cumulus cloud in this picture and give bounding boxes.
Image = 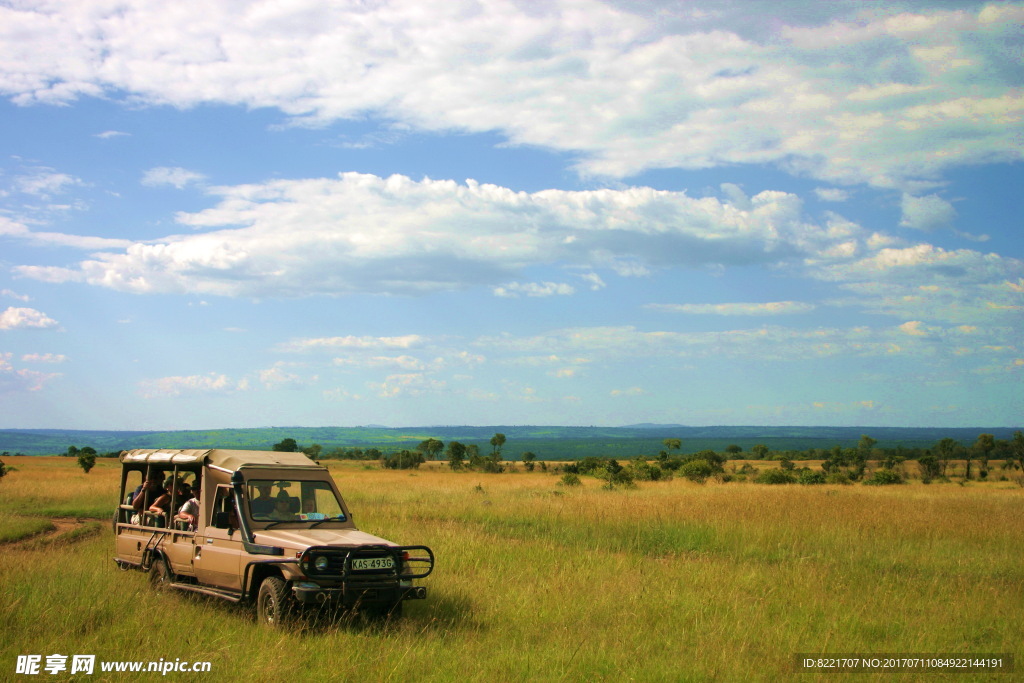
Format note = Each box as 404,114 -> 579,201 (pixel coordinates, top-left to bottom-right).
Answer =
646,301 -> 816,315
368,373 -> 446,398
12,173 -> 840,297
258,363 -> 314,390
141,166 -> 207,189
493,281 -> 575,298
815,244 -> 1024,323
0,2 -> 1019,188
0,352 -> 60,392
0,307 -> 59,330
815,188 -> 850,202
900,193 -> 957,232
139,372 -> 245,398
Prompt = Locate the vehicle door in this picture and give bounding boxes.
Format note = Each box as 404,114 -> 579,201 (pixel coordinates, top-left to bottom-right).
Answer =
192,485 -> 244,590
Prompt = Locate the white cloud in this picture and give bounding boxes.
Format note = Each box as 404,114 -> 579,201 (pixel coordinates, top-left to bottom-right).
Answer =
646,301 -> 815,316
95,130 -> 130,139
139,372 -> 244,398
900,193 -> 956,232
814,188 -> 850,202
279,333 -> 427,353
0,2 -> 1019,189
0,352 -> 60,392
258,362 -> 314,389
12,169 -> 82,198
13,173 -> 841,297
1,289 -> 30,302
21,353 -> 66,363
333,355 -> 425,371
0,307 -> 59,330
0,215 -> 132,251
141,166 -> 207,189
476,321 -> 1020,364
493,281 -> 575,298
368,373 -> 446,398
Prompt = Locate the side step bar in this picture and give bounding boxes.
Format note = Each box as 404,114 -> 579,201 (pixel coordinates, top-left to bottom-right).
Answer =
167,581 -> 243,603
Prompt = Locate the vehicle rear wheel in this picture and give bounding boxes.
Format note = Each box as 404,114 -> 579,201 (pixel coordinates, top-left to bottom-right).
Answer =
149,558 -> 171,591
256,576 -> 293,627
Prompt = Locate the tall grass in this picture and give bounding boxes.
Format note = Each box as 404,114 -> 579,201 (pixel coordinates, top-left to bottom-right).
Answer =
0,457 -> 1020,680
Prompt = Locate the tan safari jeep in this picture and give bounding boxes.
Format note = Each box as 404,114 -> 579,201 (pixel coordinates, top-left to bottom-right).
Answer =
113,449 -> 433,625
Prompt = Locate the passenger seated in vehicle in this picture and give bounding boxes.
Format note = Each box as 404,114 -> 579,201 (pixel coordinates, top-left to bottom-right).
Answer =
132,477 -> 167,512
175,481 -> 201,531
145,476 -> 189,526
269,493 -> 297,521
251,484 -> 275,517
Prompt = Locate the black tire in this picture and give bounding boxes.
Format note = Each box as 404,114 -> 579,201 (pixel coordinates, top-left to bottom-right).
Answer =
256,576 -> 293,627
149,558 -> 171,591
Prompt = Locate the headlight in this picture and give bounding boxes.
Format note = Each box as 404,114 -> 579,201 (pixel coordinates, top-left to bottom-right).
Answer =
314,555 -> 329,572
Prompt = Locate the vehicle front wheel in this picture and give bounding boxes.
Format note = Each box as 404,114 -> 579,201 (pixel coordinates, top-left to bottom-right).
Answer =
256,576 -> 293,627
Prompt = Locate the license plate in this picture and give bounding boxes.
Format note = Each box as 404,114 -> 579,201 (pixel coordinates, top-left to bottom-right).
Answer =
352,556 -> 394,571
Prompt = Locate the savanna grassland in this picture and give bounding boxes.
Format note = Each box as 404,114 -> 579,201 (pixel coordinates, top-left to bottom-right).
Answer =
1,456 -> 1021,681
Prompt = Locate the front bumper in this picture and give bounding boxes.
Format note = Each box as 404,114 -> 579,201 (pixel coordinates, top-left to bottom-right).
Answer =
292,581 -> 427,606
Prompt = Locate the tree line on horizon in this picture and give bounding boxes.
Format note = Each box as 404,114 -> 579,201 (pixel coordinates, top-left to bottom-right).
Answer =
3,430 -> 1021,487
263,431 -> 1024,486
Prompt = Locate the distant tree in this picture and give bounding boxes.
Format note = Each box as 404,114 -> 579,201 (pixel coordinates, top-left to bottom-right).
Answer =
725,444 -> 743,457
1013,431 -> 1024,472
663,438 -> 682,452
751,444 -> 769,459
490,433 -> 506,456
934,438 -> 962,478
303,443 -> 322,459
973,433 -> 995,478
66,445 -> 79,458
446,441 -> 466,471
0,459 -> 7,481
858,434 -> 877,457
273,438 -> 299,452
418,438 -> 445,461
77,452 -> 96,474
917,455 -> 941,482
521,451 -> 537,472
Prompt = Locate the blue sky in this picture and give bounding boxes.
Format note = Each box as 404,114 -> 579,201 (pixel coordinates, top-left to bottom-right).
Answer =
0,0 -> 1021,430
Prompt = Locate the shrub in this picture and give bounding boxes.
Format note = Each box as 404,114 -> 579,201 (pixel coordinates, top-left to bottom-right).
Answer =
825,471 -> 853,485
628,458 -> 670,481
381,450 -> 425,470
559,473 -> 582,487
755,468 -> 797,485
798,469 -> 826,485
863,468 -> 904,486
679,459 -> 714,484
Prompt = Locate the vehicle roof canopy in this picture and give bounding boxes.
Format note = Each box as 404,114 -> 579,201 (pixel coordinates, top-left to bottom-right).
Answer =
120,448 -> 324,472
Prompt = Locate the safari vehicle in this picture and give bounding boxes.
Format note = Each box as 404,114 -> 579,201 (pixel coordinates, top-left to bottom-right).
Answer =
113,449 -> 434,625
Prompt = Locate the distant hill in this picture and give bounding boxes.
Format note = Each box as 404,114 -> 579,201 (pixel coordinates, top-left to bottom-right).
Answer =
1,425 -> 1020,458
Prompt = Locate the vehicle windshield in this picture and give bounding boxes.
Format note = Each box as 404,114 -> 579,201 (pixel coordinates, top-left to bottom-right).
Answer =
247,479 -> 347,523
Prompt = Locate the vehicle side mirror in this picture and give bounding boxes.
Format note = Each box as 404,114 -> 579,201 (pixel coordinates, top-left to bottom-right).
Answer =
213,511 -> 231,529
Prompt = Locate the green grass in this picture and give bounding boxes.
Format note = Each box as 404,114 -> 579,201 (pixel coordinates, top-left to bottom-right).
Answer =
0,512 -> 54,543
0,458 -> 1020,680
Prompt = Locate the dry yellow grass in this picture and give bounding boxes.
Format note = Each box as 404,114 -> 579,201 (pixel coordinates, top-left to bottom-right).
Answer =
0,456 -> 1020,680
